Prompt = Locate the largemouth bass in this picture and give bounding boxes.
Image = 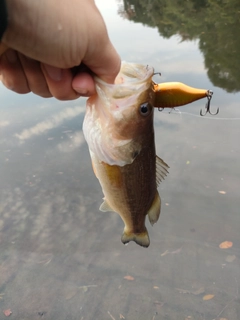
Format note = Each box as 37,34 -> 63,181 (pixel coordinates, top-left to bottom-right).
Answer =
83,62 -> 169,248
83,62 -> 213,247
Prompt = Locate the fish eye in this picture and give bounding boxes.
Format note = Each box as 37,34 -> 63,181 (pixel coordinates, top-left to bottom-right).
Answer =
140,102 -> 151,116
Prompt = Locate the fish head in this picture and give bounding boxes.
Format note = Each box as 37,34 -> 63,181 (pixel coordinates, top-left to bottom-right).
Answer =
83,62 -> 155,166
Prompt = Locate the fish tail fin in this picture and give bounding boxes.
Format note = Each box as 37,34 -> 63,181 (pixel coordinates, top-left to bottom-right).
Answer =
121,229 -> 150,248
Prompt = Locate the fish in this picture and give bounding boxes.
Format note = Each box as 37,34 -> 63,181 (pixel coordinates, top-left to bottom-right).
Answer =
83,62 -> 213,247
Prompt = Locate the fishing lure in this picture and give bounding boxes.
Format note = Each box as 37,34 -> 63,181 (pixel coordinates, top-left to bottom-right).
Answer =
152,81 -> 217,116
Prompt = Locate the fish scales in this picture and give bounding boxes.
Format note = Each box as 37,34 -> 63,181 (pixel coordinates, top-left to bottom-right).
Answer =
92,128 -> 156,234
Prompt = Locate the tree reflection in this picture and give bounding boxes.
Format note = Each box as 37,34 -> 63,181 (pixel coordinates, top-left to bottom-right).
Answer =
118,0 -> 240,92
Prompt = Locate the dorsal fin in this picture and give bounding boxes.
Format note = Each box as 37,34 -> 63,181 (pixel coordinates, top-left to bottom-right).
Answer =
156,156 -> 169,187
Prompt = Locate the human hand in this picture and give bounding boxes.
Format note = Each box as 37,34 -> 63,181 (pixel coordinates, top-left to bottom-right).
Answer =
0,0 -> 120,100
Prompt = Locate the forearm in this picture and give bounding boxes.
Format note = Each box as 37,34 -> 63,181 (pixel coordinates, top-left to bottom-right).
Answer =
2,0 -> 52,56
0,0 -> 8,39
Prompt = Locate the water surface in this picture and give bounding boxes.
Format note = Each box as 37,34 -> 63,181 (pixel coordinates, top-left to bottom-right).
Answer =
0,1 -> 240,319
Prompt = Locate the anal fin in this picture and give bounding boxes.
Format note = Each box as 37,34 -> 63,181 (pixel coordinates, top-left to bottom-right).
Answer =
148,191 -> 161,226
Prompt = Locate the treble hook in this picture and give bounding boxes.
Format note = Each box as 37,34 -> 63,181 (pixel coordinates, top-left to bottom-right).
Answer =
200,90 -> 219,116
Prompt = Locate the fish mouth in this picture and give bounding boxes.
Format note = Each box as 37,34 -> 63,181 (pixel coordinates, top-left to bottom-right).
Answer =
83,62 -> 155,166
94,62 -> 154,100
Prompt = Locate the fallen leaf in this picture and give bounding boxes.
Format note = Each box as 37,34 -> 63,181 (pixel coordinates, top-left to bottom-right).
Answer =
219,241 -> 233,249
124,275 -> 134,281
38,312 -> 47,317
153,301 -> 165,311
153,286 -> 159,289
107,311 -> 116,320
3,309 -> 12,317
161,250 -> 169,256
186,161 -> 190,165
65,289 -> 78,300
161,247 -> 182,256
218,190 -> 226,194
76,285 -> 97,293
225,255 -> 236,263
176,288 -> 191,294
176,287 -> 205,295
203,294 -> 214,301
170,247 -> 182,254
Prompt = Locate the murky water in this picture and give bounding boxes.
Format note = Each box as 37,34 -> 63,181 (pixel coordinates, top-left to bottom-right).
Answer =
0,1 -> 240,319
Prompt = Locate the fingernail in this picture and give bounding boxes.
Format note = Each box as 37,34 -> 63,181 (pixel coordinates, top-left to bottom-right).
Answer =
6,50 -> 17,63
43,64 -> 62,81
73,87 -> 89,96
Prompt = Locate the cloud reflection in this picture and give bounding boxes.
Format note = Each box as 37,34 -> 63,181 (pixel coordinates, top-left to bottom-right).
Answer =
57,131 -> 85,153
0,120 -> 9,127
15,106 -> 84,141
0,186 -> 91,253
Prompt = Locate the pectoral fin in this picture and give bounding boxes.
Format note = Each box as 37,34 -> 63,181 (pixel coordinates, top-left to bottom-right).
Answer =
148,191 -> 161,226
156,156 -> 169,187
121,228 -> 150,247
99,199 -> 113,212
91,160 -> 98,178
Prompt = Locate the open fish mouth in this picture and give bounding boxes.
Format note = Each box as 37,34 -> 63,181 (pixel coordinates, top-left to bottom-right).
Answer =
96,62 -> 154,87
93,62 -> 154,105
